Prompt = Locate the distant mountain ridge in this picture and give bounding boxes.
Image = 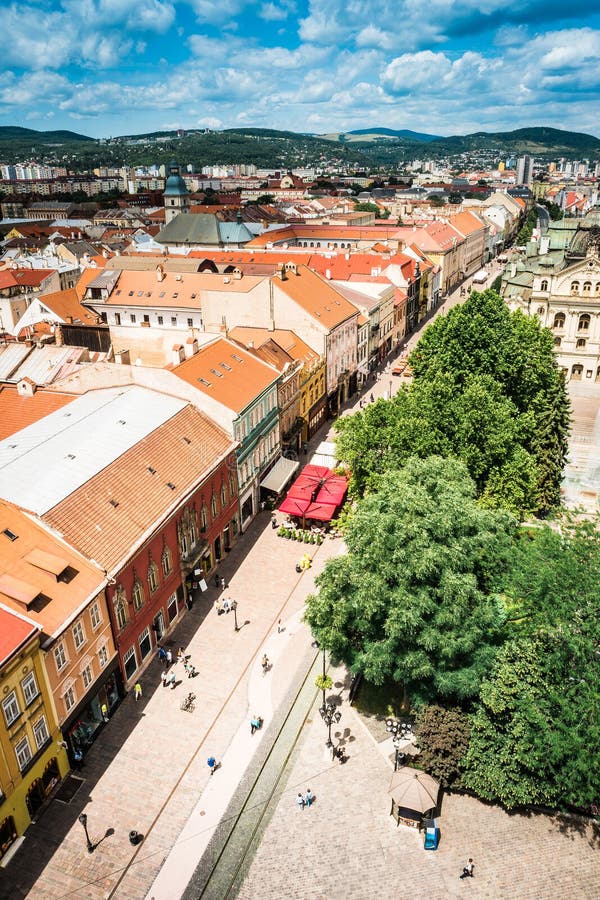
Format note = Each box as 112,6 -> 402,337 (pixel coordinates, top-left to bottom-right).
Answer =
337,127 -> 442,142
0,126 -> 93,143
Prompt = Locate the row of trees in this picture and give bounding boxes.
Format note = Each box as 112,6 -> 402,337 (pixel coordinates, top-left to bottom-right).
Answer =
305,291 -> 599,812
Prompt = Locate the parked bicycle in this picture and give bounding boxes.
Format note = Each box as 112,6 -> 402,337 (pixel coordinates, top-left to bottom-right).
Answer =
180,692 -> 196,712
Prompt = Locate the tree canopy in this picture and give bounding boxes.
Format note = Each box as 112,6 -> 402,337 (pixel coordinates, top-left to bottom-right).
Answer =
305,457 -> 514,705
335,290 -> 569,517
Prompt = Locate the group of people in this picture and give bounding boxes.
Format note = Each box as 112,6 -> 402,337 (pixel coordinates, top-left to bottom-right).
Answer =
159,644 -> 196,688
296,789 -> 314,809
214,597 -> 234,615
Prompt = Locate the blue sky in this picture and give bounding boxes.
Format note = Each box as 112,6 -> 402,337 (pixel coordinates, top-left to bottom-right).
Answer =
0,0 -> 599,139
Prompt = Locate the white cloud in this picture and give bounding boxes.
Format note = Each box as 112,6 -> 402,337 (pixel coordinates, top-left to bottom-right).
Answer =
259,2 -> 288,20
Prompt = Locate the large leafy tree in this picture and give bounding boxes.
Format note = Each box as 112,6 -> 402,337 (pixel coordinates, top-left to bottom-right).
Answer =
304,457 -> 515,705
464,517 -> 600,809
336,290 -> 569,516
414,705 -> 471,789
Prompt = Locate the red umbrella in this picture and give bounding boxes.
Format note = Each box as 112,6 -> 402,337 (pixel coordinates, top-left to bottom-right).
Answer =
278,496 -> 310,517
303,501 -> 338,522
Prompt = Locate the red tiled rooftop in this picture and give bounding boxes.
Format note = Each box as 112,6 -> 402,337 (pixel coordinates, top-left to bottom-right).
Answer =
0,603 -> 39,666
0,386 -> 76,440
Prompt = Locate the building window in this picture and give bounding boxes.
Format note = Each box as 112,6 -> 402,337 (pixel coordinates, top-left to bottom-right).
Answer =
583,282 -> 591,294
114,587 -> 128,630
148,562 -> 159,594
130,314 -> 136,323
90,602 -> 101,630
554,337 -> 561,347
540,280 -> 548,291
15,736 -> 32,771
115,313 -> 121,325
161,547 -> 172,576
21,672 -> 39,706
201,505 -> 208,531
64,686 -> 76,712
571,281 -> 580,294
171,317 -> 177,326
123,646 -> 137,680
98,645 -> 108,668
33,716 -> 50,750
54,643 -> 67,672
210,495 -> 218,518
578,314 -> 590,331
537,306 -> 545,316
82,665 -> 93,689
187,318 -> 193,328
143,314 -> 150,323
72,621 -> 86,651
158,315 -> 164,325
167,592 -> 178,623
552,312 -> 565,329
139,626 -> 152,659
577,338 -> 587,349
132,579 -> 145,611
221,483 -> 228,506
2,692 -> 20,727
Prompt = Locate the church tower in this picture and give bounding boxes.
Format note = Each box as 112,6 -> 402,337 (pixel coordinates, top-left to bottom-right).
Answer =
163,160 -> 190,224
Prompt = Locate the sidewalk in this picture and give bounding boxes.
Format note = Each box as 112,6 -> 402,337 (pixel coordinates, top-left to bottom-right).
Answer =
0,515 -> 339,900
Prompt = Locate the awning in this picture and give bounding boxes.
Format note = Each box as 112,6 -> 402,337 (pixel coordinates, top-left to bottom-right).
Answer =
260,455 -> 300,493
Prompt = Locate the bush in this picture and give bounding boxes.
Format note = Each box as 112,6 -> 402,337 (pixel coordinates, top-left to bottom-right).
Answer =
414,705 -> 471,789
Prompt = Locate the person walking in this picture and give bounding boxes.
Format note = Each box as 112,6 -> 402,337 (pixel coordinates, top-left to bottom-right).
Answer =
215,598 -> 223,615
304,788 -> 314,807
161,670 -> 168,687
460,858 -> 475,879
157,646 -> 167,664
101,703 -> 109,722
177,646 -> 185,663
277,619 -> 282,634
220,576 -> 226,591
250,714 -> 262,735
166,649 -> 173,667
73,748 -> 84,771
134,682 -> 142,702
168,671 -> 176,689
207,756 -> 218,775
296,792 -> 305,810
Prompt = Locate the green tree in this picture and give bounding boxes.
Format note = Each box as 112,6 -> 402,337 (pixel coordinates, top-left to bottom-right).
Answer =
464,629 -> 600,810
414,705 -> 471,788
255,194 -> 275,204
304,457 -> 514,705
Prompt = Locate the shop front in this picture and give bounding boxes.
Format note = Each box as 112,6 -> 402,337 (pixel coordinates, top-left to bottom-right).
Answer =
308,396 -> 327,438
64,658 -> 123,757
25,756 -> 61,819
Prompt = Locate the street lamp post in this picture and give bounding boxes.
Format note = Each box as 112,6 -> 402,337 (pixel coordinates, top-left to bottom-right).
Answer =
319,701 -> 341,749
386,718 -> 411,771
231,600 -> 239,632
78,812 -> 94,853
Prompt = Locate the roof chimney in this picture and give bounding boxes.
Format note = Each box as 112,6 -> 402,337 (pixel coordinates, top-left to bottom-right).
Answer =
325,269 -> 331,279
156,264 -> 165,282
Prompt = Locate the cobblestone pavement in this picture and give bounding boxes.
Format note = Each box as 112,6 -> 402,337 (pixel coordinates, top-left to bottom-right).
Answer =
239,663 -> 600,900
562,380 -> 600,513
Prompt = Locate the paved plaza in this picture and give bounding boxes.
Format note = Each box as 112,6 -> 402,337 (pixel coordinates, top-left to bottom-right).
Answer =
239,663 -> 600,900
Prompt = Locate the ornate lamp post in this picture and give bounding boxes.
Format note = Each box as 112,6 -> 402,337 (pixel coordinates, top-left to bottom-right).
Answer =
231,600 -> 239,632
78,812 -> 94,853
386,718 -> 411,771
319,701 -> 341,749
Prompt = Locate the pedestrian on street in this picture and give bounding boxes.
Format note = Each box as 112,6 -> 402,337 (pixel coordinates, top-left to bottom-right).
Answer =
460,858 -> 475,879
177,646 -> 185,663
277,619 -> 282,633
101,703 -> 109,722
161,670 -> 168,687
370,392 -> 374,403
223,598 -> 231,613
250,714 -> 262,734
73,748 -> 84,770
215,598 -> 224,615
221,576 -> 226,590
304,788 -> 314,807
134,682 -> 142,702
168,671 -> 176,689
214,573 -> 220,588
296,792 -> 305,810
157,646 -> 167,664
166,649 -> 173,667
207,756 -> 219,775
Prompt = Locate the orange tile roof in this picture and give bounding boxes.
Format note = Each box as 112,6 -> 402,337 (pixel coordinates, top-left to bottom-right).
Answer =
0,603 -> 39,665
76,267 -> 103,300
173,337 -> 278,413
36,288 -> 102,326
272,265 -> 360,330
245,224 -> 405,248
0,386 -> 75,440
43,404 -> 235,573
188,250 -> 314,267
448,211 -> 486,236
105,269 -> 265,307
0,269 -> 55,290
228,326 -> 319,366
0,500 -> 105,637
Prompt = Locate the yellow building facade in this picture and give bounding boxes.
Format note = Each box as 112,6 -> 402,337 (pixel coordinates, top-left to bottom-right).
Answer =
0,604 -> 68,861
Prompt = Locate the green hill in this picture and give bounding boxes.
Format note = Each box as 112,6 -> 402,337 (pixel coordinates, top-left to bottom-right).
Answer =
0,126 -> 93,143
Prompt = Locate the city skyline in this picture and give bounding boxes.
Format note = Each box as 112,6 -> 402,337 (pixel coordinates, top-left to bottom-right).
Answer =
0,1 -> 599,140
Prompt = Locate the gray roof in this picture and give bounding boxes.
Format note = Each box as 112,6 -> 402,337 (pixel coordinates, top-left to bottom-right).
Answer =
156,213 -> 222,246
0,386 -> 187,515
218,222 -> 254,244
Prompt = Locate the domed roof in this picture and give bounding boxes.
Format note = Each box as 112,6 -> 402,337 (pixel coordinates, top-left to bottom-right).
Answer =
164,160 -> 189,198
